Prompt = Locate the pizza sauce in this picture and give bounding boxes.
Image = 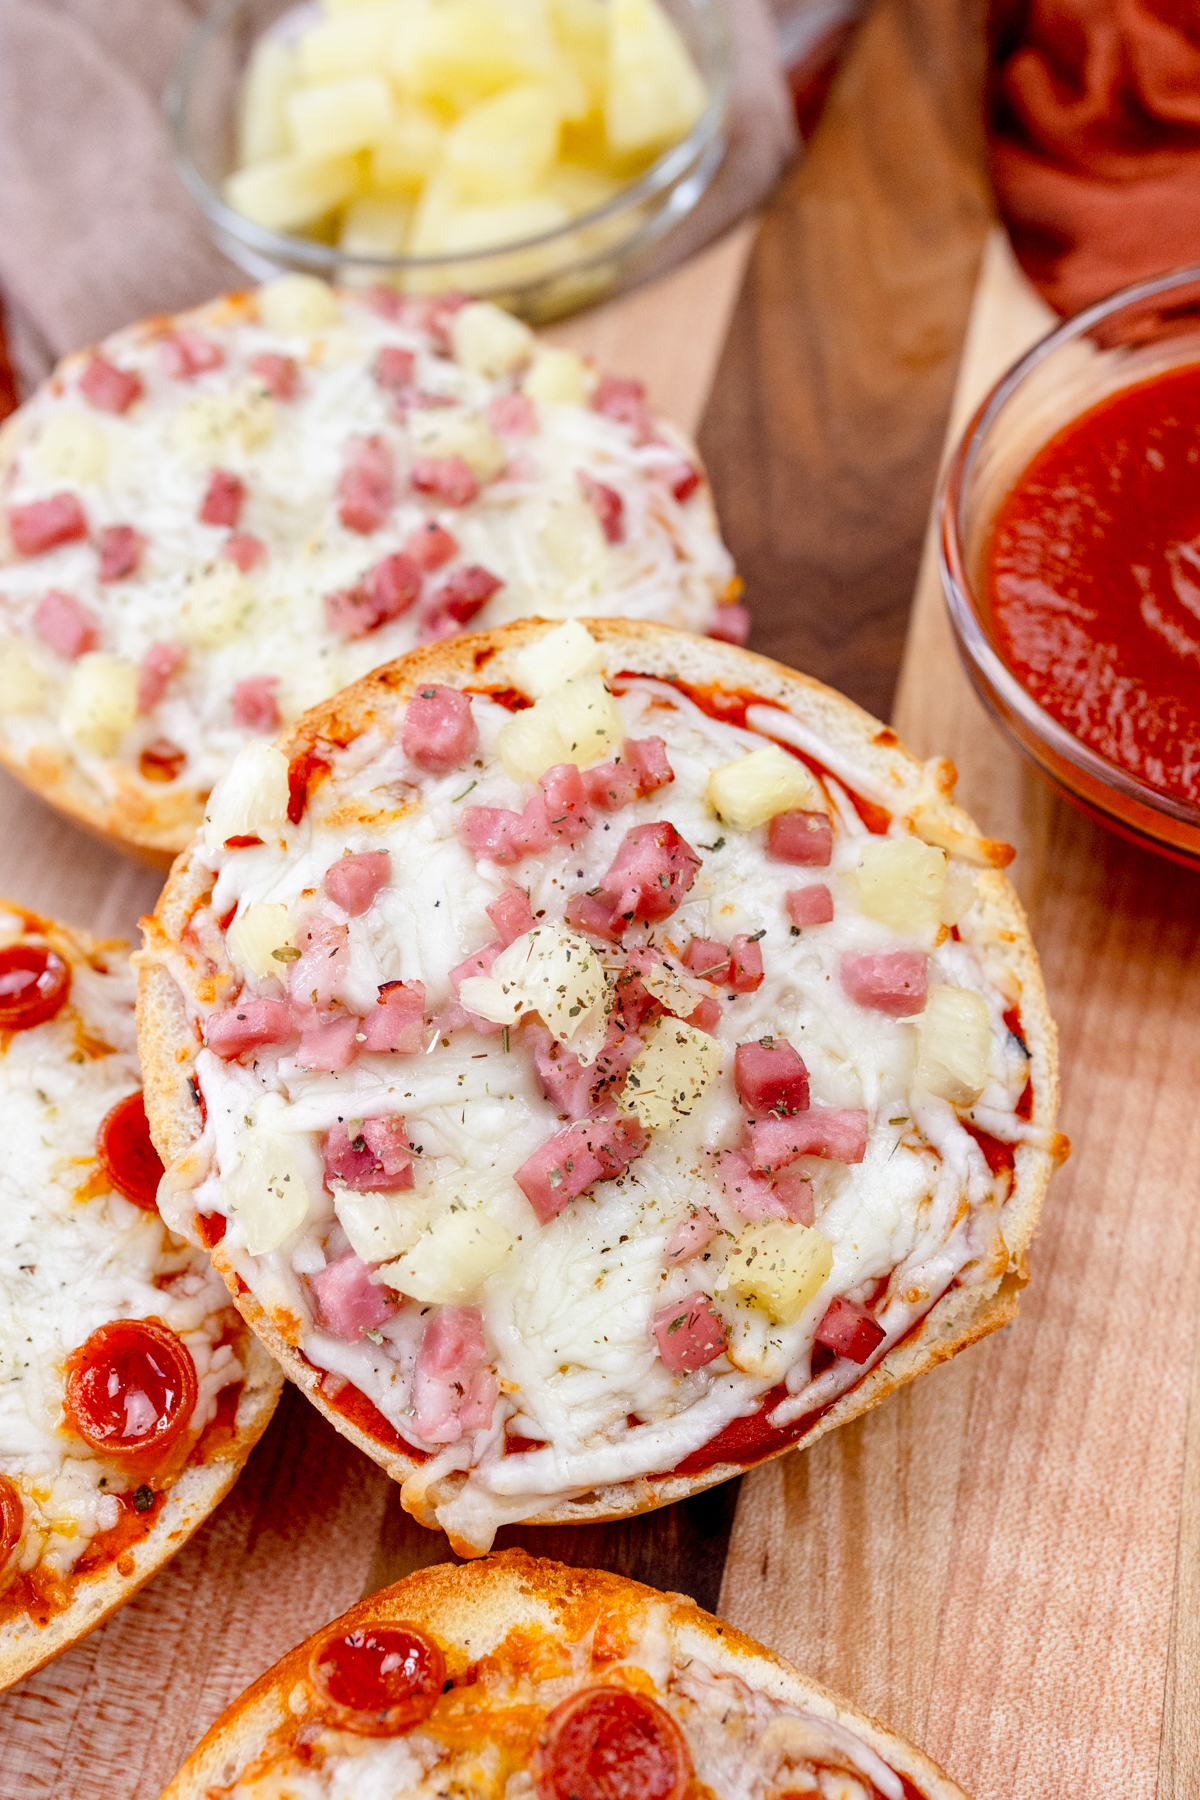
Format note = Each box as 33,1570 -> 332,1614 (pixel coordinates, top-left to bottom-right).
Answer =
987,363 -> 1200,805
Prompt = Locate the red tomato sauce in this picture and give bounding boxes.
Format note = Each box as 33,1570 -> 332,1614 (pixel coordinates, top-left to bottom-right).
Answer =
987,363 -> 1200,805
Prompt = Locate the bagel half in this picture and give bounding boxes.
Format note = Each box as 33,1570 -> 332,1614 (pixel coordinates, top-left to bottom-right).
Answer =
0,902 -> 282,1690
137,619 -> 1062,1555
161,1549 -> 970,1799
0,278 -> 736,867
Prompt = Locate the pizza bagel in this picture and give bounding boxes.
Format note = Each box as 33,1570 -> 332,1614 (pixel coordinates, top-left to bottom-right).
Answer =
0,903 -> 281,1690
137,619 -> 1063,1556
0,277 -> 735,864
160,1550 -> 971,1800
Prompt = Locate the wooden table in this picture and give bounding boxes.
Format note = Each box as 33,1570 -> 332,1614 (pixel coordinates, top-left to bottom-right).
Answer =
5,0 -> 1199,1793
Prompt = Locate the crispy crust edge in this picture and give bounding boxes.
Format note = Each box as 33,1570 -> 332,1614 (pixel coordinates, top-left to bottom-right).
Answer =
159,1550 -> 972,1799
137,618 -> 1062,1534
0,900 -> 284,1692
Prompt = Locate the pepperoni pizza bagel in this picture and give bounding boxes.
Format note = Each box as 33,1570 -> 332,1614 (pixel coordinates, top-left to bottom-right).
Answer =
160,1550 -> 970,1800
0,276 -> 736,865
0,903 -> 281,1689
137,619 -> 1063,1555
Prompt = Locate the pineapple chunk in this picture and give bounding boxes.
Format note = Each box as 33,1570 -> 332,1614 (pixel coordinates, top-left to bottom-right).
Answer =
339,195 -> 412,255
722,1220 -> 834,1326
528,484 -> 608,611
288,75 -> 394,160
409,182 -> 570,258
619,1017 -> 721,1130
915,984 -> 992,1107
238,36 -> 296,167
551,0 -> 609,109
382,1207 -> 512,1303
225,153 -> 361,232
204,742 -> 290,855
181,564 -> 256,648
605,0 -> 707,158
548,159 -> 623,215
172,380 -> 275,461
512,619 -> 605,697
297,7 -> 405,81
440,84 -> 562,203
523,345 -> 590,405
334,1187 -> 422,1264
228,902 -> 294,980
410,407 -> 506,480
61,655 -> 138,757
460,926 -> 610,1063
407,0 -> 559,109
706,745 -> 818,831
0,643 -> 48,714
224,1122 -> 312,1255
855,837 -> 947,936
35,413 -> 109,485
497,672 -> 623,780
258,272 -> 341,333
941,866 -> 979,925
450,302 -> 535,378
368,103 -> 446,192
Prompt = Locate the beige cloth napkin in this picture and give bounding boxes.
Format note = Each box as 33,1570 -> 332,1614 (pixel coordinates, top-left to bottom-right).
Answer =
0,0 -> 796,396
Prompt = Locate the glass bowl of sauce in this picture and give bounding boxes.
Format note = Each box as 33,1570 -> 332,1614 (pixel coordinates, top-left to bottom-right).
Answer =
941,263 -> 1200,865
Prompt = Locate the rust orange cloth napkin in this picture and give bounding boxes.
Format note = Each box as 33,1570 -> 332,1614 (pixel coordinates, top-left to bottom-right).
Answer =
990,0 -> 1200,315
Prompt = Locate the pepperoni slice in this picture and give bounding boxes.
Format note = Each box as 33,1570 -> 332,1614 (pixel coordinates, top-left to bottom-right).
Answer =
0,944 -> 70,1030
0,1475 -> 23,1567
63,1319 -> 197,1463
309,1622 -> 445,1735
96,1091 -> 165,1211
532,1687 -> 693,1800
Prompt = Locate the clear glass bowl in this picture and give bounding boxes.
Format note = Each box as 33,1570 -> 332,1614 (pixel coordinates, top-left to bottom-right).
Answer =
940,263 -> 1200,867
167,0 -> 731,324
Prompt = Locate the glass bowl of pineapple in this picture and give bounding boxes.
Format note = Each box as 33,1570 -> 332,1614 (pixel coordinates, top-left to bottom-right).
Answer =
168,0 -> 731,324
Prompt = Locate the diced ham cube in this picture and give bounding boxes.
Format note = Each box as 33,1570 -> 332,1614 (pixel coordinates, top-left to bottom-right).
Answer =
323,1116 -> 413,1191
296,1012 -> 361,1072
591,374 -> 653,441
487,391 -> 536,436
224,532 -> 265,572
248,352 -> 299,400
514,1109 -> 648,1224
625,736 -> 674,794
404,520 -> 457,570
363,286 -> 403,321
749,1106 -> 869,1169
411,1305 -> 497,1443
323,586 -> 373,639
685,995 -> 722,1033
583,759 -> 640,811
160,331 -> 224,378
486,888 -> 535,946
361,980 -> 426,1053
665,1208 -> 718,1262
653,1296 -> 726,1372
338,434 -> 395,533
367,552 -> 423,621
840,950 -> 928,1018
206,997 -> 295,1059
564,890 -> 622,942
540,763 -> 594,842
527,1021 -> 592,1119
288,915 -> 350,1016
449,940 -> 503,989
426,563 -> 503,628
460,806 -> 521,864
373,345 -> 416,391
325,850 -> 390,916
717,1148 -> 790,1221
311,1251 -> 401,1341
200,469 -> 244,528
32,590 -> 99,659
79,356 -> 143,414
9,493 -> 87,556
402,684 -> 478,771
663,460 -> 702,503
773,1165 -> 816,1225
815,1296 -> 887,1364
707,604 -> 751,647
97,524 -> 143,582
728,934 -> 764,993
138,640 -> 186,712
683,938 -> 730,983
734,1038 -> 810,1117
769,810 -> 833,866
410,454 -> 478,507
577,471 -> 625,543
598,822 -> 701,927
232,676 -> 280,732
787,885 -> 834,928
